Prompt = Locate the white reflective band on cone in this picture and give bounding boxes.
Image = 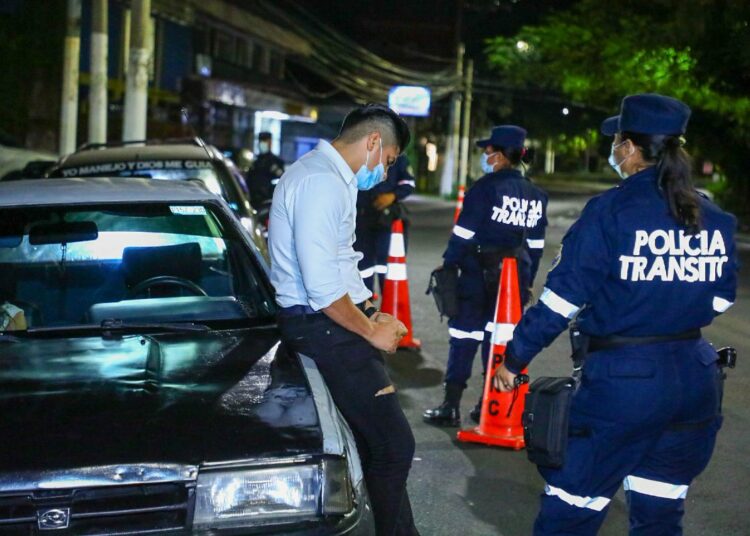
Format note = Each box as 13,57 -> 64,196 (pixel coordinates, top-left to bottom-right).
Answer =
386,263 -> 407,281
485,322 -> 515,344
359,267 -> 375,278
374,265 -> 388,274
389,234 -> 406,257
544,485 -> 610,511
540,288 -> 580,319
452,225 -> 475,240
527,238 -> 545,249
448,328 -> 484,341
713,296 -> 733,313
623,476 -> 689,500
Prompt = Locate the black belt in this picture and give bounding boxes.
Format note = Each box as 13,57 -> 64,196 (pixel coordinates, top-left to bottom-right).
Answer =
588,329 -> 701,352
278,301 -> 368,319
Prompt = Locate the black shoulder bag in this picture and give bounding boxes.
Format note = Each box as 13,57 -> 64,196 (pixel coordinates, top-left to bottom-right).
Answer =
522,324 -> 587,468
426,265 -> 459,320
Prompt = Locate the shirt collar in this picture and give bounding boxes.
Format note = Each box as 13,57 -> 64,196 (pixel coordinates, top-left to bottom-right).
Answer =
316,140 -> 356,184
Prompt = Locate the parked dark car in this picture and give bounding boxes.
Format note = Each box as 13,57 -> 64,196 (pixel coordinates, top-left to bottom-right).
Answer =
0,178 -> 373,534
46,138 -> 267,254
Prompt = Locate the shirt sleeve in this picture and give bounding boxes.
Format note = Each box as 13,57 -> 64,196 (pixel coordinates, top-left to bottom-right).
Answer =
443,181 -> 487,266
291,175 -> 348,310
392,157 -> 416,200
505,196 -> 614,373
524,192 -> 548,285
711,215 -> 738,317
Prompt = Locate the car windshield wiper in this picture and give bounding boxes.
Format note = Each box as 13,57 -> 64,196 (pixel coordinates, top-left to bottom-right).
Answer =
26,319 -> 210,337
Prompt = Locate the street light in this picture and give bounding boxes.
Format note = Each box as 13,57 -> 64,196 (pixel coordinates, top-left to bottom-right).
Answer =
516,40 -> 530,53
562,107 -> 570,116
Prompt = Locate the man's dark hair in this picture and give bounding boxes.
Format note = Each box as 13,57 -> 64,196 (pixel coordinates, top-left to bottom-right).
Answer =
258,131 -> 272,141
338,103 -> 411,151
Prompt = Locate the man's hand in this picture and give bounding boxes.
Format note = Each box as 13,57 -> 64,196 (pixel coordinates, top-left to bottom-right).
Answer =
373,192 -> 397,211
493,363 -> 518,392
367,316 -> 408,353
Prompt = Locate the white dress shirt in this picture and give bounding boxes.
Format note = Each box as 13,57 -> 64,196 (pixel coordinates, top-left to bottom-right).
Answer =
269,140 -> 371,310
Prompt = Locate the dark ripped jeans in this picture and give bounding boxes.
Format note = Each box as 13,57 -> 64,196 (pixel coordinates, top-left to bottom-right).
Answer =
278,313 -> 419,536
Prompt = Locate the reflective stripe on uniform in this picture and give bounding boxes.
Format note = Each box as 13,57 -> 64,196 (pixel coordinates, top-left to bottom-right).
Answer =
527,238 -> 545,249
389,234 -> 406,257
540,287 -> 580,319
452,225 -> 475,240
544,485 -> 610,512
374,264 -> 388,274
271,178 -> 280,186
398,180 -> 416,187
713,296 -> 733,313
359,267 -> 375,278
386,263 -> 407,281
448,328 -> 485,341
623,476 -> 689,500
485,321 -> 515,345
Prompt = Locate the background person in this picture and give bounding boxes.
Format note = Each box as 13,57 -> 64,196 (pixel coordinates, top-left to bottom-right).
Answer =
495,93 -> 738,535
423,125 -> 548,427
269,103 -> 420,536
355,154 -> 416,293
247,131 -> 285,210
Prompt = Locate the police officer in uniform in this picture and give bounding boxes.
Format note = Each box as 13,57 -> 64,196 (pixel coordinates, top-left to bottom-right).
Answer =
355,154 -> 416,292
247,131 -> 285,210
494,94 -> 738,535
423,125 -> 548,426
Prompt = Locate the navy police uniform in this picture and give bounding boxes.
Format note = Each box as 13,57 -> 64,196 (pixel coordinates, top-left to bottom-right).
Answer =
247,146 -> 285,210
354,155 -> 416,292
424,125 -> 548,426
504,94 -> 739,535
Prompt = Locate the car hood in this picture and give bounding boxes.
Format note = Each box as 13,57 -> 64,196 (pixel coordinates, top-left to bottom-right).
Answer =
0,327 -> 323,473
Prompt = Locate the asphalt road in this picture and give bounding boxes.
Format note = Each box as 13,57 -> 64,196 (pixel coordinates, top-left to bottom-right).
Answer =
382,193 -> 749,536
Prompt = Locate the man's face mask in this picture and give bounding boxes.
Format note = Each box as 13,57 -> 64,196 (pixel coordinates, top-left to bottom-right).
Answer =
608,140 -> 634,179
480,151 -> 499,174
259,141 -> 271,154
355,138 -> 385,190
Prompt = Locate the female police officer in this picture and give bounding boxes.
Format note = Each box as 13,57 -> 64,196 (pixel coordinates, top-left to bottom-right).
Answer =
423,125 -> 548,426
495,94 -> 738,534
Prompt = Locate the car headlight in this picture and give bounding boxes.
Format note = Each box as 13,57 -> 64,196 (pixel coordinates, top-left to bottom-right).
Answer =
193,459 -> 353,530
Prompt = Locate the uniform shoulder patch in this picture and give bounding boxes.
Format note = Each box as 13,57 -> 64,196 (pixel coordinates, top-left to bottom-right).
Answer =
549,244 -> 563,272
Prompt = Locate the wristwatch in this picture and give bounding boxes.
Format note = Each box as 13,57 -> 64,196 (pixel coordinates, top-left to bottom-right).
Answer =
363,306 -> 379,319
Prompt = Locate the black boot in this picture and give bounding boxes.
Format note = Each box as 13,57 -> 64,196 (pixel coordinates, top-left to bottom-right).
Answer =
423,383 -> 463,427
469,394 -> 483,424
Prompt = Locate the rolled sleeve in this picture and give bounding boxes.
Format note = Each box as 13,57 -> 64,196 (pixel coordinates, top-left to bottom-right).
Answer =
292,176 -> 348,310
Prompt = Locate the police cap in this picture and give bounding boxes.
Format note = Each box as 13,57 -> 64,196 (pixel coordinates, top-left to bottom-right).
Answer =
601,93 -> 691,136
476,125 -> 527,149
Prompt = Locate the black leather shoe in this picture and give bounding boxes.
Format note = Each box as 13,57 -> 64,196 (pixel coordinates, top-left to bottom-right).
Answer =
469,397 -> 483,424
422,402 -> 461,427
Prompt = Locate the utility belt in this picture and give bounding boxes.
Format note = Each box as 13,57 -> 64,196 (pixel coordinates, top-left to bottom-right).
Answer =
474,244 -> 524,294
523,326 -> 736,469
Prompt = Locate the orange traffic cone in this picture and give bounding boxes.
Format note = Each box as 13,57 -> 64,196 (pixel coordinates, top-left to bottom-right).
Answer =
380,219 -> 421,350
453,185 -> 465,224
457,257 -> 528,449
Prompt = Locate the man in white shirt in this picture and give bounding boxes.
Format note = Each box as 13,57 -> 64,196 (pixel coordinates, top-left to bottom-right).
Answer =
269,104 -> 419,536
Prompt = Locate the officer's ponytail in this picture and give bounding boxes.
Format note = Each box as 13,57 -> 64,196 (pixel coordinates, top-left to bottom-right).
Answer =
622,132 -> 701,234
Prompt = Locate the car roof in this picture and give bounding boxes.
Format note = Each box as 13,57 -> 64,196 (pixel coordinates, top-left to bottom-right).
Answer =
0,177 -> 220,207
58,144 -> 220,167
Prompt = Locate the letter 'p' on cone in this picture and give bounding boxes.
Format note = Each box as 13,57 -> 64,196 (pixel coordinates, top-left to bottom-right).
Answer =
380,219 -> 421,350
457,257 -> 528,449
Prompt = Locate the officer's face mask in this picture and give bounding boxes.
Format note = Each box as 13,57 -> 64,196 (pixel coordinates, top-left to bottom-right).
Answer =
355,137 -> 385,190
480,152 -> 499,174
608,140 -> 634,179
259,141 -> 270,154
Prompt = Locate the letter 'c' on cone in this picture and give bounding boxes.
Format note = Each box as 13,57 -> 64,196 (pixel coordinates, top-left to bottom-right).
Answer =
380,219 -> 420,349
457,257 -> 528,449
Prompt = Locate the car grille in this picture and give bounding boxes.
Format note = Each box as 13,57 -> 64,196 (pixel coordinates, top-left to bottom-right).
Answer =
0,482 -> 193,535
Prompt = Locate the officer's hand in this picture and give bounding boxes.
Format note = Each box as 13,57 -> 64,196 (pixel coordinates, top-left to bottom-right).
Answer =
493,363 -> 517,392
367,317 -> 407,353
371,311 -> 395,324
373,192 -> 397,211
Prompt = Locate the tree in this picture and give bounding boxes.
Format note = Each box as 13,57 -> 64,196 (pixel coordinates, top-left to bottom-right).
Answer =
485,0 -> 750,219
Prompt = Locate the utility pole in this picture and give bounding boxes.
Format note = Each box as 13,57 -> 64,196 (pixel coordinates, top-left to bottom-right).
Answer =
59,0 -> 81,156
439,43 -> 464,196
122,0 -> 151,141
88,0 -> 108,144
457,58 -> 474,189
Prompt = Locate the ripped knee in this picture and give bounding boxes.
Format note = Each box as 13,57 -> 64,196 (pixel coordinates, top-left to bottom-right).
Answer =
374,385 -> 396,397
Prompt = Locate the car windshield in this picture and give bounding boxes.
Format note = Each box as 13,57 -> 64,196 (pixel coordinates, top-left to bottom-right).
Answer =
52,158 -> 248,215
0,202 -> 276,332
